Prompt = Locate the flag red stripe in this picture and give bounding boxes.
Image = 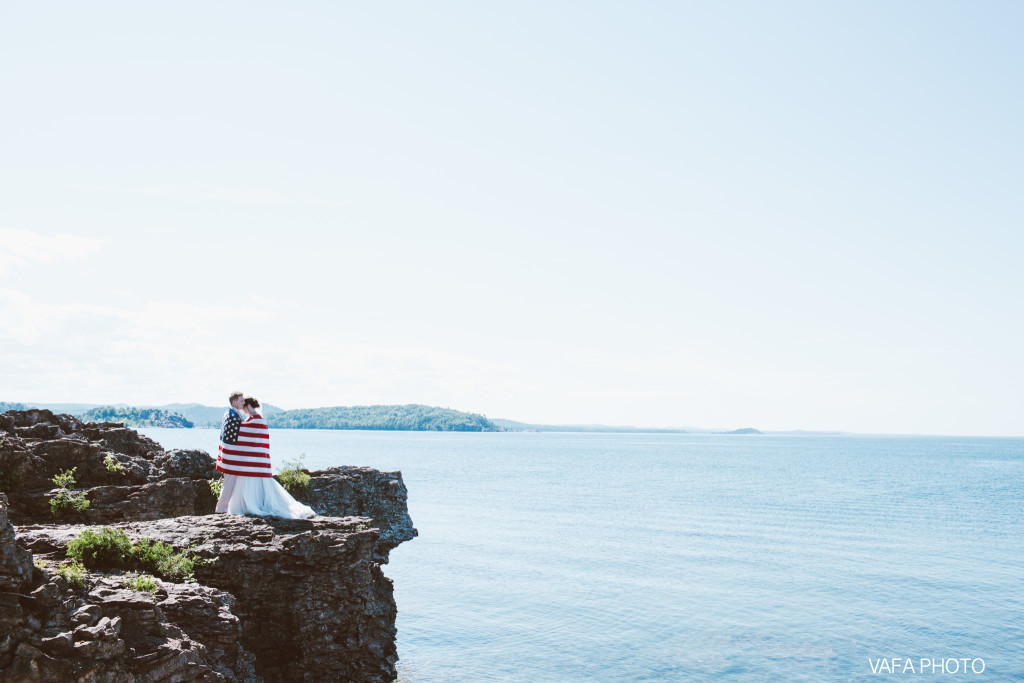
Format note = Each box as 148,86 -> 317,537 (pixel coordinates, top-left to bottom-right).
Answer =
219,446 -> 270,457
216,464 -> 272,478
217,457 -> 272,468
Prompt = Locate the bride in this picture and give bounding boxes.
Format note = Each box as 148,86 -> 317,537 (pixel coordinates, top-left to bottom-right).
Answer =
216,396 -> 316,519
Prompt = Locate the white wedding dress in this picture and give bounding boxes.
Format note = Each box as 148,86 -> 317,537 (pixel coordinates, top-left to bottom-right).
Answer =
223,475 -> 316,519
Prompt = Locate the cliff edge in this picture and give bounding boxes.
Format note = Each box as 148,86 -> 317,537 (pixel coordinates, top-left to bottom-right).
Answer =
0,409 -> 417,682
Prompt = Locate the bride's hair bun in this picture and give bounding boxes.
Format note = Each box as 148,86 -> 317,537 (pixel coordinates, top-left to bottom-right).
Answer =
244,397 -> 261,409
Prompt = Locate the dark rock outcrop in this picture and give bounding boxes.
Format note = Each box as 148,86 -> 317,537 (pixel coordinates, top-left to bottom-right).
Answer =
18,514 -> 395,682
0,409 -> 417,682
296,466 -> 418,560
0,495 -> 31,591
0,568 -> 258,683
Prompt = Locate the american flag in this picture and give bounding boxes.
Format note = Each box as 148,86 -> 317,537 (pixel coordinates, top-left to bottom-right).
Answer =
217,410 -> 273,478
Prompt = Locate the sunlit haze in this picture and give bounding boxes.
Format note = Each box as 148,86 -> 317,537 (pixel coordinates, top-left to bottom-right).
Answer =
1,2 -> 1021,435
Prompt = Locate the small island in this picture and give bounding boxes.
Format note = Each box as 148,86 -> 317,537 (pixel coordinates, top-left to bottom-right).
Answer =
717,427 -> 762,435
267,404 -> 502,432
79,406 -> 194,428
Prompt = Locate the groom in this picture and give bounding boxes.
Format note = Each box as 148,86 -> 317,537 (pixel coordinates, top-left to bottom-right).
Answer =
215,391 -> 246,512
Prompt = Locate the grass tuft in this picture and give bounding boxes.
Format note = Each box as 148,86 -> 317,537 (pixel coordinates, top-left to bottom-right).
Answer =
277,455 -> 311,495
124,572 -> 159,594
57,559 -> 87,588
104,453 -> 126,476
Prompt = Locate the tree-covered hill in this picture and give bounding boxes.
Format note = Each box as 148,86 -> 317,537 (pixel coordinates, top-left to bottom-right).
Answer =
266,404 -> 502,431
153,403 -> 283,427
79,406 -> 194,428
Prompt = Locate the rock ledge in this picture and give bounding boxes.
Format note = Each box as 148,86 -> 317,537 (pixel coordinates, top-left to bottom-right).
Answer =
0,409 -> 417,682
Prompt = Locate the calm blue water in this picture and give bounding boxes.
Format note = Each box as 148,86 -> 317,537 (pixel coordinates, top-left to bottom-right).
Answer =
139,429 -> 1024,681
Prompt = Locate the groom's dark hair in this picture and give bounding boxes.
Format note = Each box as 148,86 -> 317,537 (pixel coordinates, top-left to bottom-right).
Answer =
244,397 -> 261,410
229,391 -> 244,403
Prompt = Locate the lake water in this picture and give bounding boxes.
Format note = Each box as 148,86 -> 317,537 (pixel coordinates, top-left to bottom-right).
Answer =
139,429 -> 1024,681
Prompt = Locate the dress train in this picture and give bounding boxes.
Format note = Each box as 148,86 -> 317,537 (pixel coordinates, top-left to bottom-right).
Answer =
223,476 -> 316,519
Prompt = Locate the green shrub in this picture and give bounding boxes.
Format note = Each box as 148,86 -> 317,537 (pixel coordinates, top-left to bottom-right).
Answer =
66,526 -> 213,582
277,455 -> 311,495
104,454 -> 126,476
50,488 -> 90,517
50,466 -> 90,517
124,572 -> 159,594
133,538 -> 207,582
57,559 -> 87,588
67,527 -> 133,568
209,478 -> 222,498
52,467 -> 78,489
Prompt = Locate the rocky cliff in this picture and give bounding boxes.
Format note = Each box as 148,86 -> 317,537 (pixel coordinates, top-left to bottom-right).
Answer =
0,409 -> 417,682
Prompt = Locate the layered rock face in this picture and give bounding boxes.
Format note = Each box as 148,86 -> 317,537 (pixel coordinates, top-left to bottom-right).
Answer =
0,409 -> 218,525
0,410 -> 417,682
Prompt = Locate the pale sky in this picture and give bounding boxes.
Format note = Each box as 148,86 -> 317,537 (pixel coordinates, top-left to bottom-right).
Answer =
1,2 -> 1022,435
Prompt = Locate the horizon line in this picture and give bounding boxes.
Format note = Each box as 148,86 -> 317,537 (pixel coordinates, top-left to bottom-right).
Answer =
2,400 -> 1021,440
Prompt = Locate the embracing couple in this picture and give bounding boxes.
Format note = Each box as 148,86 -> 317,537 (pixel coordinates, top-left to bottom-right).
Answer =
215,392 -> 315,519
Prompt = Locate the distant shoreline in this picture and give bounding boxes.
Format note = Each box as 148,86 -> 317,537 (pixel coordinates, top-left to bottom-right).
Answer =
9,402 -> 1014,437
